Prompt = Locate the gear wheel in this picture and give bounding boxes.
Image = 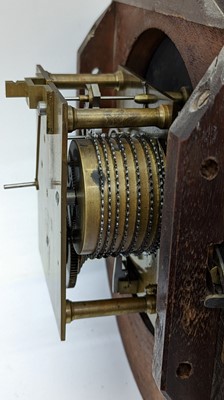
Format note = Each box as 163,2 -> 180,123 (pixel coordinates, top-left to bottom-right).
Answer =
66,156 -> 87,288
66,232 -> 86,288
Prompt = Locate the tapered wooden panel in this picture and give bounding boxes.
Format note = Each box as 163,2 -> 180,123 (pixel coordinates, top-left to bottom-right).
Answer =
78,2 -> 224,399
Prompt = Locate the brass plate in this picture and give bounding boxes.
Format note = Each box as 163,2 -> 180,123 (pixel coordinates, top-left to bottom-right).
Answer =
37,66 -> 68,340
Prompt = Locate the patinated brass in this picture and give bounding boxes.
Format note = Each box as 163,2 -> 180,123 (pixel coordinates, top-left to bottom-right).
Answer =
47,70 -> 133,90
66,295 -> 156,323
5,69 -> 139,107
6,66 -> 185,137
5,65 -> 172,339
66,90 -> 189,105
66,93 -> 159,104
67,104 -> 172,131
69,136 -> 165,257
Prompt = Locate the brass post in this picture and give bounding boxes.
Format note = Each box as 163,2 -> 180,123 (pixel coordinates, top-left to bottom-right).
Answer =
48,70 -> 138,90
67,104 -> 172,132
66,295 -> 156,323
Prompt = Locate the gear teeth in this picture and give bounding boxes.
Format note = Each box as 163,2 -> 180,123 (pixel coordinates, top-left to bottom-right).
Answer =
114,135 -> 130,255
107,137 -> 120,256
68,134 -> 165,260
67,241 -> 79,288
146,138 -> 165,254
134,135 -> 155,254
66,144 -> 87,288
89,137 -> 105,259
122,136 -> 141,256
97,137 -> 113,257
67,240 -> 86,288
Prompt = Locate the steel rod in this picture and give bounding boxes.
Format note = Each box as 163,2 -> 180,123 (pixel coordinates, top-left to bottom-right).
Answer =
65,92 -> 182,103
4,181 -> 37,190
66,95 -> 135,102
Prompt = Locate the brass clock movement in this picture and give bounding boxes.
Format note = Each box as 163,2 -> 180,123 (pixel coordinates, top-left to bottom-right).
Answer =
4,1 -> 224,399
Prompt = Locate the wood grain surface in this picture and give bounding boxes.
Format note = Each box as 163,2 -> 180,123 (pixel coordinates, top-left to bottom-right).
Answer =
155,51 -> 224,399
77,2 -> 224,399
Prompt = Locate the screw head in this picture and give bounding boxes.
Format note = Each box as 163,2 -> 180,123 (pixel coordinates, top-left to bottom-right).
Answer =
37,101 -> 47,116
55,191 -> 60,205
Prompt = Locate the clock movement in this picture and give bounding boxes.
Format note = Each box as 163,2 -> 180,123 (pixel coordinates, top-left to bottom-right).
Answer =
4,1 -> 224,399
